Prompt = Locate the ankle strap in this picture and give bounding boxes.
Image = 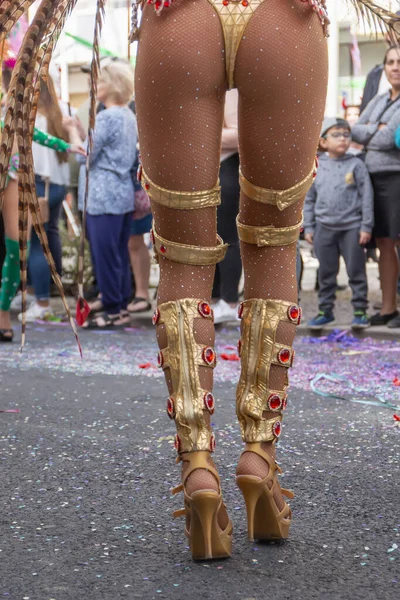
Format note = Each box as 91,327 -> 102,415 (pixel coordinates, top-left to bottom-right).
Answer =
236,217 -> 302,247
151,225 -> 227,265
239,163 -> 316,211
141,169 -> 221,209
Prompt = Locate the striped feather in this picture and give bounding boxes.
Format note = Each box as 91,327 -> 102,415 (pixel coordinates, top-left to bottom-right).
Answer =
349,1 -> 400,40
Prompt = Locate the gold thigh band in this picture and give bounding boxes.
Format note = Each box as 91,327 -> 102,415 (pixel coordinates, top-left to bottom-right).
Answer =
239,165 -> 316,211
151,225 -> 227,265
236,217 -> 302,247
141,168 -> 221,210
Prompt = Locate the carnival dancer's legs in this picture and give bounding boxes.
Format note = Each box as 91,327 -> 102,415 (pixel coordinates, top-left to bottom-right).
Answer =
234,0 -> 328,539
135,0 -> 232,559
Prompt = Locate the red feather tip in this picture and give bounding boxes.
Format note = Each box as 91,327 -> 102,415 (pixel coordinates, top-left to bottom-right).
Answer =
76,297 -> 91,326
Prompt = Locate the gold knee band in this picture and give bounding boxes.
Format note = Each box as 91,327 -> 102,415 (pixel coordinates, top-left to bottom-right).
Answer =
239,165 -> 316,211
141,169 -> 221,210
151,225 -> 227,265
155,299 -> 218,454
236,298 -> 302,443
236,217 -> 302,247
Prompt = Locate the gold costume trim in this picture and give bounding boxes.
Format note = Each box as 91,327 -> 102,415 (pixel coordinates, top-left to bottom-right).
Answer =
206,0 -> 263,89
142,169 -> 221,209
236,298 -> 300,443
152,225 -> 228,265
236,217 -> 303,247
158,299 -> 217,453
239,166 -> 315,211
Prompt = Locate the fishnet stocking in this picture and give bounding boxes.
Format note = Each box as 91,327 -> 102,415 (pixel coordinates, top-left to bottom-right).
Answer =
135,0 -> 227,495
234,0 -> 328,507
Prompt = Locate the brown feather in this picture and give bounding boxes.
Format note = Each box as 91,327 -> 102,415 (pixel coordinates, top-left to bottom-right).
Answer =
348,1 -> 400,41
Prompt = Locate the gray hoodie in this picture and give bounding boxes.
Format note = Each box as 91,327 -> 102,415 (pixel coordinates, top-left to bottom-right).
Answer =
303,153 -> 374,234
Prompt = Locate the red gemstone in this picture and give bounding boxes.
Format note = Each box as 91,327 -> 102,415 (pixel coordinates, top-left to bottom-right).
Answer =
155,1 -> 161,8
150,229 -> 155,245
238,302 -> 244,319
198,301 -> 212,319
174,434 -> 181,452
242,0 -> 248,5
210,433 -> 216,452
137,165 -> 142,181
202,346 -> 216,366
167,397 -> 175,419
237,339 -> 242,357
273,421 -> 282,438
157,351 -> 164,368
152,308 -> 160,326
223,0 -> 229,5
145,183 -> 150,190
204,392 -> 215,414
288,304 -> 301,324
164,0 -> 170,5
268,394 -> 282,411
278,348 -> 291,364
160,245 -> 167,254
282,395 -> 288,410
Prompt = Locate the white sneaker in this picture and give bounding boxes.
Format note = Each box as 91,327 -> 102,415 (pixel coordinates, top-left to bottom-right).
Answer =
10,291 -> 35,311
18,302 -> 53,323
213,299 -> 240,324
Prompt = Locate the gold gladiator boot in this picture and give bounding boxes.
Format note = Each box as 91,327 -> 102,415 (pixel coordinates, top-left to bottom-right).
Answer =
235,164 -> 316,541
141,168 -> 233,560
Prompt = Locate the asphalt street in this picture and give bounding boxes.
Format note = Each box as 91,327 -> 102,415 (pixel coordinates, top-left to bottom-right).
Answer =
1,323 -> 399,600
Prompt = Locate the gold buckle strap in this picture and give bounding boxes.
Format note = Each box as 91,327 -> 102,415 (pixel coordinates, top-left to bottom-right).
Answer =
236,216 -> 302,247
142,169 -> 221,209
239,165 -> 316,211
152,225 -> 228,265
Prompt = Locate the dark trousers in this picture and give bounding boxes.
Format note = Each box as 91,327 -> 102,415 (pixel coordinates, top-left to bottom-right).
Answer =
212,153 -> 242,303
314,224 -> 368,313
28,177 -> 66,299
86,212 -> 133,314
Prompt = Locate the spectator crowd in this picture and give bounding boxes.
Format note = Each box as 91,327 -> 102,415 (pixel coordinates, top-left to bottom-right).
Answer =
1,43 -> 400,342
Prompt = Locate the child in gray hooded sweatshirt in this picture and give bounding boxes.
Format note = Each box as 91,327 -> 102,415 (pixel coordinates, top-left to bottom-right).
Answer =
304,117 -> 374,330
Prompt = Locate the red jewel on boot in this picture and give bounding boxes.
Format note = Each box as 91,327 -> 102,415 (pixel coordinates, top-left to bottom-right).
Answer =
198,301 -> 212,319
160,245 -> 167,254
174,434 -> 181,452
223,0 -> 229,5
238,302 -> 244,319
268,394 -> 282,411
288,304 -> 301,325
145,183 -> 150,190
282,395 -> 288,410
152,308 -> 160,326
210,433 -> 216,452
150,229 -> 155,245
167,397 -> 175,419
237,339 -> 242,357
242,0 -> 249,5
202,346 -> 216,366
278,348 -> 291,365
273,421 -> 282,438
157,351 -> 164,368
204,392 -> 215,415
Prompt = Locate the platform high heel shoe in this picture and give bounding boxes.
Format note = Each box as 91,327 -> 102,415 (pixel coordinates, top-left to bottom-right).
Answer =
143,169 -> 233,560
235,167 -> 313,540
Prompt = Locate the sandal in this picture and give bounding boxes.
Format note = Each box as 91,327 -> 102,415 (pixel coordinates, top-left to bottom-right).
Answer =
173,452 -> 233,560
82,312 -> 128,330
236,443 -> 294,541
0,329 -> 14,343
127,297 -> 151,313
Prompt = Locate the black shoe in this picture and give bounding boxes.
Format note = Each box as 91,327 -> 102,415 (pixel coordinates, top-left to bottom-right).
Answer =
369,310 -> 399,326
387,313 -> 400,329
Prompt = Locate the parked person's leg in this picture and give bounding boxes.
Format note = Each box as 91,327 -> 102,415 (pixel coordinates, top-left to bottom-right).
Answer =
127,214 -> 152,313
